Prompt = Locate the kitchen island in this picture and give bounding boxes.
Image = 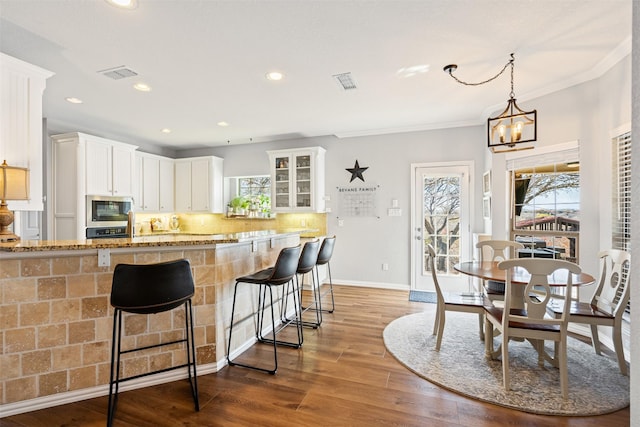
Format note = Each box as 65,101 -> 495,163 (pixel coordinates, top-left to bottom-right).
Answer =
0,230 -> 302,415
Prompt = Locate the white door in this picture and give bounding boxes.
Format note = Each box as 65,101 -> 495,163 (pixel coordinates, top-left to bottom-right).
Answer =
412,164 -> 471,292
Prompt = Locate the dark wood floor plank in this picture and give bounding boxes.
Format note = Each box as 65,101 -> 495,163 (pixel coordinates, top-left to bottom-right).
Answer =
1,285 -> 629,426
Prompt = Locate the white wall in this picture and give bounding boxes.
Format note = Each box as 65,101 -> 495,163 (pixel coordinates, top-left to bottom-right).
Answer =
183,126 -> 485,288
180,54 -> 631,292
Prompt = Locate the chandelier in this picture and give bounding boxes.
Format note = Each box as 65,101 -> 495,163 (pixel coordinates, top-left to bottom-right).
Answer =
444,53 -> 537,153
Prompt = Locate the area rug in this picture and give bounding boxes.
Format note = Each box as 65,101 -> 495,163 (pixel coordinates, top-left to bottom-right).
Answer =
383,311 -> 629,416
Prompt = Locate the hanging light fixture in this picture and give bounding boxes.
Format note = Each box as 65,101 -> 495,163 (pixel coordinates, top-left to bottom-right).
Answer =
443,53 -> 536,153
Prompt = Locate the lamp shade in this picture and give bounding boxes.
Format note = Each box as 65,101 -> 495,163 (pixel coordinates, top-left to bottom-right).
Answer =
0,160 -> 29,201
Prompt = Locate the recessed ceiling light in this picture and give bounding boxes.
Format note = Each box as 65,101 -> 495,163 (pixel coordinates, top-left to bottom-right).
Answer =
105,0 -> 138,9
65,97 -> 83,104
161,128 -> 171,134
396,64 -> 430,78
217,121 -> 229,127
133,83 -> 151,92
266,71 -> 284,81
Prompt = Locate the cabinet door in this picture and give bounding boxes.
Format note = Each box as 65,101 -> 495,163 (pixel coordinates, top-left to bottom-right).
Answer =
85,140 -> 112,195
174,161 -> 192,211
134,155 -> 144,211
159,159 -> 175,212
294,153 -> 312,208
273,154 -> 292,209
112,144 -> 135,196
191,158 -> 211,211
141,156 -> 160,211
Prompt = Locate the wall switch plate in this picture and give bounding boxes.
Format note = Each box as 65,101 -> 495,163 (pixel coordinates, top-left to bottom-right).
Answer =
388,208 -> 402,216
98,249 -> 110,267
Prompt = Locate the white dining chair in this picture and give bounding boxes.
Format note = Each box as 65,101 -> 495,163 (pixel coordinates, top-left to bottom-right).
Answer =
546,249 -> 630,375
484,258 -> 581,399
475,240 -> 524,298
427,244 -> 488,351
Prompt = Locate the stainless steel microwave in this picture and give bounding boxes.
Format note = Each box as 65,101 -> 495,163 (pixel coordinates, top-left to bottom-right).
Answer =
86,195 -> 133,228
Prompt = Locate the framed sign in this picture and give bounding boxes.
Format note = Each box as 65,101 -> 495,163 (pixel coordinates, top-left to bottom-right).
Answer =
483,196 -> 491,219
483,171 -> 491,195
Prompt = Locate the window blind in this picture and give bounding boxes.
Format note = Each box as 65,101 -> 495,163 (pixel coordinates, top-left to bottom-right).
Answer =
612,132 -> 631,251
612,131 -> 631,314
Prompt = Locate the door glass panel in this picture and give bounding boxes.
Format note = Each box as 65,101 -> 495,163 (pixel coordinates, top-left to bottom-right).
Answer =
295,154 -> 311,207
274,156 -> 290,208
423,175 -> 461,276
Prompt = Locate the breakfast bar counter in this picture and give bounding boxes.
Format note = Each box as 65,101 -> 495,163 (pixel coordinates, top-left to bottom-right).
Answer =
0,230 -> 302,415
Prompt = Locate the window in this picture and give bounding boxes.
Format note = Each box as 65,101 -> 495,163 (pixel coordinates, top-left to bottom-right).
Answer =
237,176 -> 271,199
507,144 -> 581,264
511,164 -> 580,262
612,131 -> 631,314
612,132 -> 631,251
423,175 -> 462,276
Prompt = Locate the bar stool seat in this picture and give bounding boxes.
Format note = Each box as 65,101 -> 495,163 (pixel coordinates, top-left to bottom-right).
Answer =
227,245 -> 302,374
107,259 -> 199,427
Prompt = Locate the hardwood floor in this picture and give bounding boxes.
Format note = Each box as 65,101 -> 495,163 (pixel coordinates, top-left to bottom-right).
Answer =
1,285 -> 629,426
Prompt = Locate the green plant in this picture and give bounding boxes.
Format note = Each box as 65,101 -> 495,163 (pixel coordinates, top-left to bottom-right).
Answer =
230,196 -> 247,209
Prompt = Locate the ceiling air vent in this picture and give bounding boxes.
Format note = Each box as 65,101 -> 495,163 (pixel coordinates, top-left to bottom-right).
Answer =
333,72 -> 357,91
98,66 -> 138,80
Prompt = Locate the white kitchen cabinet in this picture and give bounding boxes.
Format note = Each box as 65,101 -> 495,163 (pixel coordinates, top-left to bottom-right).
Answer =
134,152 -> 174,212
159,158 -> 175,212
0,53 -> 53,211
174,156 -> 224,212
85,137 -> 136,197
51,132 -> 138,239
267,147 -> 326,213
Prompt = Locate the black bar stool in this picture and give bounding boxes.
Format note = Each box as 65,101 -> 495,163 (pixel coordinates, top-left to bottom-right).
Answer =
107,259 -> 199,427
284,239 -> 322,328
315,236 -> 336,313
227,245 -> 302,374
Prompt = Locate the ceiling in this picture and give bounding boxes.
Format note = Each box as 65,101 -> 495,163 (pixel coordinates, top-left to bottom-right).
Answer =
0,0 -> 632,152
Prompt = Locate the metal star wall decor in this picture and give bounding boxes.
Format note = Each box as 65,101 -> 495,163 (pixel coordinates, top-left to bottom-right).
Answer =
346,160 -> 369,182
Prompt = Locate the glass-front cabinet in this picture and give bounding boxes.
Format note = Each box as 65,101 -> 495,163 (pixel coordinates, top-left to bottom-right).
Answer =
267,147 -> 326,212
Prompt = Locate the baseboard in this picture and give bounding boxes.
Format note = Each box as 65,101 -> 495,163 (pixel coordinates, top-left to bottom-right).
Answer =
0,361 -> 219,418
331,279 -> 409,290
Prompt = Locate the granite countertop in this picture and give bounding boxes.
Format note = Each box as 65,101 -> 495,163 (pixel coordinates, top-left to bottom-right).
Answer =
0,230 -> 302,253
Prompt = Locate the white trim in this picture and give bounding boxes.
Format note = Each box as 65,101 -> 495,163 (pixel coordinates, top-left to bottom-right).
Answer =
0,362 -> 218,418
504,140 -> 579,161
610,122 -> 632,138
332,279 -> 409,290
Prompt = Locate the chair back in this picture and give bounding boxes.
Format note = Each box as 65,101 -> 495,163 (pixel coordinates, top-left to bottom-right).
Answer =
426,244 -> 444,304
111,259 -> 194,314
297,239 -> 320,274
476,240 -> 524,262
316,236 -> 336,266
593,249 -> 631,319
268,245 -> 302,285
498,258 -> 581,327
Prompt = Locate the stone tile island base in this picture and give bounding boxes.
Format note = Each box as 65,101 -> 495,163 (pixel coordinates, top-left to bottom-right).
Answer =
0,232 -> 300,416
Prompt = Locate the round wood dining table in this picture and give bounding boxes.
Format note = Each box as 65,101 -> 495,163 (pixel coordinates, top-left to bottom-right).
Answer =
454,261 -> 595,286
453,261 -> 596,309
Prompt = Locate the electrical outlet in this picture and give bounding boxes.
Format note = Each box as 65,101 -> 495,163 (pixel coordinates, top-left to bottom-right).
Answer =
301,219 -> 306,227
98,249 -> 110,267
338,219 -> 344,227
382,263 -> 389,271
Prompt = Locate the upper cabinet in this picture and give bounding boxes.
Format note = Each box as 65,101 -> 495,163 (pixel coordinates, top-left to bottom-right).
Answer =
135,152 -> 174,212
85,137 -> 136,197
174,156 -> 224,212
0,53 -> 54,211
267,147 -> 326,213
51,132 -> 138,239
